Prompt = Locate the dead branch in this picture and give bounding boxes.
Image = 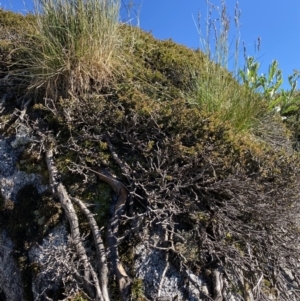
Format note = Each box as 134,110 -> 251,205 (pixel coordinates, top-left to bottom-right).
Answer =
70,196 -> 110,301
157,253 -> 169,298
212,266 -> 223,301
93,167 -> 132,301
45,147 -> 104,301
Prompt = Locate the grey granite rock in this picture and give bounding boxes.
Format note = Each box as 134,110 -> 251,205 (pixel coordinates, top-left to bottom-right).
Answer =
135,240 -> 204,300
0,230 -> 24,301
28,223 -> 69,301
0,134 -> 47,202
0,136 -> 19,177
0,135 -> 49,301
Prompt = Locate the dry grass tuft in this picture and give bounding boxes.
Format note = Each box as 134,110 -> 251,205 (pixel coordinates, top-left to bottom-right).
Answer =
26,0 -> 122,98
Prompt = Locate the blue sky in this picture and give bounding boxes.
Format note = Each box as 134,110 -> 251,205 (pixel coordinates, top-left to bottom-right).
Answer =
1,0 -> 300,89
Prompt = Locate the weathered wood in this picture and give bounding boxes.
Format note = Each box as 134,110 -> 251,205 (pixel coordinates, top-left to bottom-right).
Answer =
94,168 -> 132,301
46,148 -> 104,301
244,279 -> 254,301
212,267 -> 223,301
71,196 -> 110,301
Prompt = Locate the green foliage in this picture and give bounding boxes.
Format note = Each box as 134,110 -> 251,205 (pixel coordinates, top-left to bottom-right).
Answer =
0,8 -> 35,38
131,278 -> 145,301
240,57 -> 300,116
66,291 -> 90,301
239,57 -> 283,99
2,3 -> 300,299
188,59 -> 264,131
85,182 -> 112,228
270,71 -> 300,116
187,1 -> 266,132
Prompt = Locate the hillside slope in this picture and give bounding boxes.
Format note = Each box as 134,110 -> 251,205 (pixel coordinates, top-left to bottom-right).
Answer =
1,7 -> 300,301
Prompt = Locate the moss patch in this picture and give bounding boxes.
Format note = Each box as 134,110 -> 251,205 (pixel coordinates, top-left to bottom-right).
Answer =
0,9 -> 36,68
73,181 -> 112,233
0,9 -> 35,35
1,5 -> 300,300
17,149 -> 49,185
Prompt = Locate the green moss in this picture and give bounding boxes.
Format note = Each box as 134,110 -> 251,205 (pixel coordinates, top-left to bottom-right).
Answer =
0,9 -> 35,34
83,182 -> 112,228
0,113 -> 11,125
56,151 -> 78,174
262,278 -> 278,298
0,9 -> 36,67
131,278 -> 145,301
17,149 -> 49,185
68,292 -> 90,301
229,283 -> 244,296
0,39 -> 13,55
115,28 -> 210,102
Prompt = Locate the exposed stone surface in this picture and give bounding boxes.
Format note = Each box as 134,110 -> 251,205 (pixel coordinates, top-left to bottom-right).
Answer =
0,230 -> 24,301
0,136 -> 19,177
10,124 -> 34,149
2,132 -> 209,301
28,223 -> 69,301
135,241 -> 204,300
0,135 -> 46,201
0,135 -> 49,301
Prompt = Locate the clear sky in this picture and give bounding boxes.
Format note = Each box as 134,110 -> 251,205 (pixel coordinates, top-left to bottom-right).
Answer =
1,0 -> 300,90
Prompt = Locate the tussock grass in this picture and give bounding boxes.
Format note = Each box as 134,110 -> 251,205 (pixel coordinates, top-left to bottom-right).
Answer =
188,60 -> 265,132
27,0 -> 122,97
189,0 -> 265,132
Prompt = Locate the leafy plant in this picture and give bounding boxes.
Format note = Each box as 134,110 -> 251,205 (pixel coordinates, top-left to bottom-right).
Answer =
269,71 -> 300,116
240,56 -> 300,116
239,57 -> 282,99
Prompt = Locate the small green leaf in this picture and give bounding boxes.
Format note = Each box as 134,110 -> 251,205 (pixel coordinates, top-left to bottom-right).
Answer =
268,96 -> 284,110
282,105 -> 299,115
268,60 -> 278,82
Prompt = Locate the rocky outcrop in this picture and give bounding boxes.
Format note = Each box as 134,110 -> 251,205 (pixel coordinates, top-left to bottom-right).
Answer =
0,133 -> 209,301
135,241 -> 205,300
28,224 -> 69,301
0,230 -> 24,301
0,134 -> 64,301
2,8 -> 300,301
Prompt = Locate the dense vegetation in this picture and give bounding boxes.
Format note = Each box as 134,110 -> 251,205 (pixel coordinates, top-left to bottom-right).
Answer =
1,1 -> 300,300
